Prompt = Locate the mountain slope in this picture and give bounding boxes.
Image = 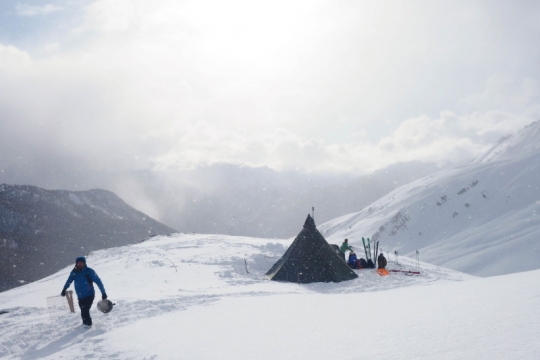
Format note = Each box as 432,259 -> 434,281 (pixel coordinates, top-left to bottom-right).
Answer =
320,121 -> 540,276
0,185 -> 176,292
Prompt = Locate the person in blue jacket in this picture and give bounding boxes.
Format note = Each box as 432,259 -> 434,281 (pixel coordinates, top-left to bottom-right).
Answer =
61,256 -> 107,327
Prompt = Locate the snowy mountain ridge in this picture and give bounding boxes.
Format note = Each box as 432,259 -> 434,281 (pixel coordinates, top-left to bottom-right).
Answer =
474,120 -> 540,163
320,121 -> 540,277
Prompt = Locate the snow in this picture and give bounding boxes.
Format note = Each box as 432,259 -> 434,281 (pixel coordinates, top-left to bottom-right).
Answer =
474,120 -> 540,163
320,121 -> 540,277
68,193 -> 83,205
1,233 -> 539,359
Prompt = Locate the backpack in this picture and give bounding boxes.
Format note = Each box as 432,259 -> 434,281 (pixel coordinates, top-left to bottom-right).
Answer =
359,258 -> 368,268
366,259 -> 375,268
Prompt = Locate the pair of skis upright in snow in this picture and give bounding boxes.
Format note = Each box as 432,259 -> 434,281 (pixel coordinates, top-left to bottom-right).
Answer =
362,237 -> 371,263
361,237 -> 387,276
361,237 -> 379,268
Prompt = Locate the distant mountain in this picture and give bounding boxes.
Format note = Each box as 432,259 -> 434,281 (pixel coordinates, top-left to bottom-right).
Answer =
125,161 -> 441,239
0,161 -> 442,240
320,121 -> 540,277
0,185 -> 176,292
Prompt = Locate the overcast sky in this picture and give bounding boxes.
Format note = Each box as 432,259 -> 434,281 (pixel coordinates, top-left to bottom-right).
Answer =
1,0 -> 540,189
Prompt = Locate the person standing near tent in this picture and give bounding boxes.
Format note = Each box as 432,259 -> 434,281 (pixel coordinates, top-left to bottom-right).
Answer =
61,256 -> 107,327
339,239 -> 353,261
377,252 -> 387,269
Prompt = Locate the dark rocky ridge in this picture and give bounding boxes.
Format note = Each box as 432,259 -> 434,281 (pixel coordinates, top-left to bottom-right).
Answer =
0,184 -> 176,292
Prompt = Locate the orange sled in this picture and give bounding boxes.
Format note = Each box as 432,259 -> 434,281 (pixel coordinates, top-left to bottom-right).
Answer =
377,268 -> 389,276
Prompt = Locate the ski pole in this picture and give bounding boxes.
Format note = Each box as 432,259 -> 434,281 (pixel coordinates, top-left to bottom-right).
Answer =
374,241 -> 379,268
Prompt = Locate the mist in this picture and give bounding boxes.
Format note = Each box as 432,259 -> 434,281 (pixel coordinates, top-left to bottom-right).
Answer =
1,0 -> 540,233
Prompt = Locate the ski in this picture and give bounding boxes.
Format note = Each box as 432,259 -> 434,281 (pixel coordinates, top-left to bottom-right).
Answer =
362,237 -> 369,260
389,269 -> 421,275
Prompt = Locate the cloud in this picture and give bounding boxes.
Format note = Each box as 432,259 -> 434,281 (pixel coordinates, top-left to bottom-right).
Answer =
137,105 -> 537,175
1,0 -> 540,193
0,44 -> 32,70
458,74 -> 540,113
371,108 -> 536,169
15,4 -> 64,17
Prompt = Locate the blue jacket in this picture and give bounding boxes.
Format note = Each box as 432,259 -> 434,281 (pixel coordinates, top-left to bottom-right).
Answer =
63,257 -> 106,299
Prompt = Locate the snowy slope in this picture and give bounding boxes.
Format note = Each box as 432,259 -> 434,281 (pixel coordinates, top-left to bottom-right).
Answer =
320,121 -> 540,277
474,120 -> 540,163
0,233 -> 503,360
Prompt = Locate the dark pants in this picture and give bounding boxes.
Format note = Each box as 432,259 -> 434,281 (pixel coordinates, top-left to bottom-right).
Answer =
78,295 -> 95,326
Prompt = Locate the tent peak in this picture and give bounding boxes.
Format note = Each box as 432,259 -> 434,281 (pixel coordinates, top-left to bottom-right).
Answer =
303,214 -> 316,229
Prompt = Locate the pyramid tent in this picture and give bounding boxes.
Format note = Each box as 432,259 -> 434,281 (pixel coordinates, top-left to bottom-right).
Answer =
265,215 -> 358,283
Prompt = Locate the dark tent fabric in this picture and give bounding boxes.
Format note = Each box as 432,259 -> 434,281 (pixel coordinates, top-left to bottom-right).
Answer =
265,215 -> 358,283
329,244 -> 341,257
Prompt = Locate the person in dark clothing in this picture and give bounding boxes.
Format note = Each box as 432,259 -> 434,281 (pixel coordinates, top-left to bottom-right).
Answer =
61,256 -> 107,327
377,253 -> 388,269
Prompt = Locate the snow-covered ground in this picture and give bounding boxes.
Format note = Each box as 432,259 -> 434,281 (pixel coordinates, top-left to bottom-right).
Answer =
321,121 -> 540,277
1,233 -> 539,359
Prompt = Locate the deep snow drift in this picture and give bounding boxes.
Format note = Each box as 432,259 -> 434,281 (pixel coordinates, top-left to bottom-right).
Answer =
321,121 -> 540,276
1,233 -> 539,359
